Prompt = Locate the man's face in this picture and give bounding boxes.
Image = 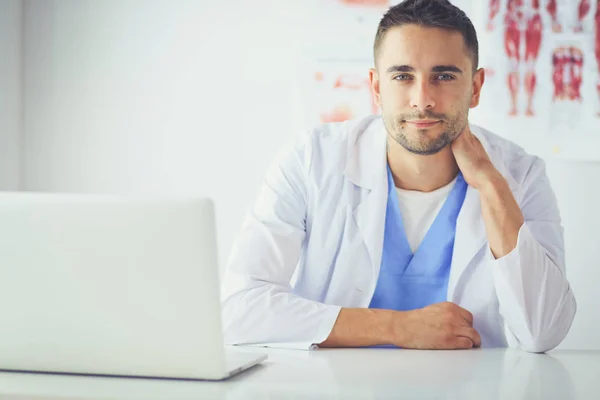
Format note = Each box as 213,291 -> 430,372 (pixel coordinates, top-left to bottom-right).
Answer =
370,25 -> 484,155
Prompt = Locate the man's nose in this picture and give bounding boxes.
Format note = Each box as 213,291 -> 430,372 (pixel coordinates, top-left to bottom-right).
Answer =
409,80 -> 435,111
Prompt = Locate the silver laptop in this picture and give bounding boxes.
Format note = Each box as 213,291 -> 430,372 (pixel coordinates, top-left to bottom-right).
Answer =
0,192 -> 266,381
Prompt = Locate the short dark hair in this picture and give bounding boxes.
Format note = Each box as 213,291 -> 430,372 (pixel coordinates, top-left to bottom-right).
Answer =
374,0 -> 479,72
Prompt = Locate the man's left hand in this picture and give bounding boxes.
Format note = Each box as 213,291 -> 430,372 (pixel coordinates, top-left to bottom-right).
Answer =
451,124 -> 524,258
451,125 -> 501,190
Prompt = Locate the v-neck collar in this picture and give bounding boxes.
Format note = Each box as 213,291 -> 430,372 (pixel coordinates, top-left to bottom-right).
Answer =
385,164 -> 468,273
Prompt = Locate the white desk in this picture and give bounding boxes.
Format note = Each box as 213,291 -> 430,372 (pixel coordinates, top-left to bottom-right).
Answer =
0,348 -> 598,399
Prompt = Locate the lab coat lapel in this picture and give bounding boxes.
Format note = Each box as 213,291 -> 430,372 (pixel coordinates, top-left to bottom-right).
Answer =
447,185 -> 487,301
344,116 -> 388,282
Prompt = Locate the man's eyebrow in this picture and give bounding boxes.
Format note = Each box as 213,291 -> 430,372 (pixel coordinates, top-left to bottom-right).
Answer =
431,65 -> 463,74
385,65 -> 464,74
386,65 -> 414,74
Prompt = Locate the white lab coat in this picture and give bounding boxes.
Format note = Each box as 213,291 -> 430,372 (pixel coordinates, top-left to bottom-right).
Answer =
221,115 -> 576,352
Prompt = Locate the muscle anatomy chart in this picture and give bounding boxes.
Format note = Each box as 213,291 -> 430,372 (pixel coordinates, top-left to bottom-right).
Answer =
481,0 -> 600,120
551,45 -> 584,102
313,64 -> 378,124
487,0 -> 544,117
471,0 -> 600,159
547,0 -> 593,33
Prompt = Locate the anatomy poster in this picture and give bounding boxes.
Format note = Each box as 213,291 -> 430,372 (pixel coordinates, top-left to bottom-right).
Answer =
307,0 -> 393,54
304,59 -> 378,125
299,0 -> 393,125
325,0 -> 391,15
471,0 -> 600,160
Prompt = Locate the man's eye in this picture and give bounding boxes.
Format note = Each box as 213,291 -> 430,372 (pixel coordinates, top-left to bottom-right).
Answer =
393,74 -> 411,81
436,74 -> 455,81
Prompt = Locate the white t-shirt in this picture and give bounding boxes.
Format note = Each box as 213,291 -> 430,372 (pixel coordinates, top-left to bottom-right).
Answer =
395,177 -> 457,254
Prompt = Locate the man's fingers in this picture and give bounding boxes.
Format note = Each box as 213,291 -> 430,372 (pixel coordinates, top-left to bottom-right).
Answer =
446,303 -> 473,325
453,336 -> 474,349
458,308 -> 474,325
454,327 -> 482,348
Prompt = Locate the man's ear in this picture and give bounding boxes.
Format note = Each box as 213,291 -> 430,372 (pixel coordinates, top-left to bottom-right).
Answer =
470,68 -> 485,108
369,68 -> 382,108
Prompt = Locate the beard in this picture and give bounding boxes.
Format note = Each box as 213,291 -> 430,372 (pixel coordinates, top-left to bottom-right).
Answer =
383,106 -> 468,156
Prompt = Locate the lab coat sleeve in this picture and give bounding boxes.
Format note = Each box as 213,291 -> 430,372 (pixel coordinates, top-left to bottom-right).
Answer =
220,131 -> 341,350
490,157 -> 576,353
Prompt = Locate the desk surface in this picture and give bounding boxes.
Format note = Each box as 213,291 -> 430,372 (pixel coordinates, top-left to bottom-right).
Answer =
0,348 -> 598,399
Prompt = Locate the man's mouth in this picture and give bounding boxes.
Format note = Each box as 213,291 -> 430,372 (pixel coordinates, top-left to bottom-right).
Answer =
404,120 -> 441,129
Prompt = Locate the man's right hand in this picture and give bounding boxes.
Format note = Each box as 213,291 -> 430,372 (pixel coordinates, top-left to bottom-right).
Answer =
392,302 -> 481,349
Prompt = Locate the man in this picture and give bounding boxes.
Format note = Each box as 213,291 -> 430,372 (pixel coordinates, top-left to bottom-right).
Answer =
221,0 -> 576,352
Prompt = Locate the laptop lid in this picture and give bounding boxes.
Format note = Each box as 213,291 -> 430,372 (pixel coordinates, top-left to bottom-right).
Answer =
0,192 -> 230,380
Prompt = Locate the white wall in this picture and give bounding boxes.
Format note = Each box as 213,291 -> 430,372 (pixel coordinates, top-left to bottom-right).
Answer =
22,0 -> 309,267
544,160 -> 600,350
21,0 -> 599,350
0,0 -> 22,190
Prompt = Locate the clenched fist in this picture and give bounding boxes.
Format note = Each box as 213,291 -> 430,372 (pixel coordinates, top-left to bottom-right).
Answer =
392,302 -> 481,349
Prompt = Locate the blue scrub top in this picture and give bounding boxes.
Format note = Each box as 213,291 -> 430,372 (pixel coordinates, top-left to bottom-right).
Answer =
369,164 -> 468,311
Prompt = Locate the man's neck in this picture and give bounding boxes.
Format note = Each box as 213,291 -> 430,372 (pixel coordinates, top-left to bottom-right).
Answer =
387,138 -> 459,192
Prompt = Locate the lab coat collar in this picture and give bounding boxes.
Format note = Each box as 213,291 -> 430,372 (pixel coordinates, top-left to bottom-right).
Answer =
342,116 -> 519,193
343,115 -> 387,192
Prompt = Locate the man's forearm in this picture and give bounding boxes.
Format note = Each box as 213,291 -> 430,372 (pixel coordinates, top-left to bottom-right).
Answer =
318,303 -> 481,349
318,308 -> 396,348
480,172 -> 525,259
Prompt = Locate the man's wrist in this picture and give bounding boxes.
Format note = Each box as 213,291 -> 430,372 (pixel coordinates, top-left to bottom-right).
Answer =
381,309 -> 406,346
478,168 -> 507,197
478,168 -> 524,258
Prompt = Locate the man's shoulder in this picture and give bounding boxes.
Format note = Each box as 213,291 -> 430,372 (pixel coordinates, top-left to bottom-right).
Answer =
295,115 -> 378,165
471,124 -> 544,189
472,125 -> 526,154
303,116 -> 374,147
273,116 -> 376,181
